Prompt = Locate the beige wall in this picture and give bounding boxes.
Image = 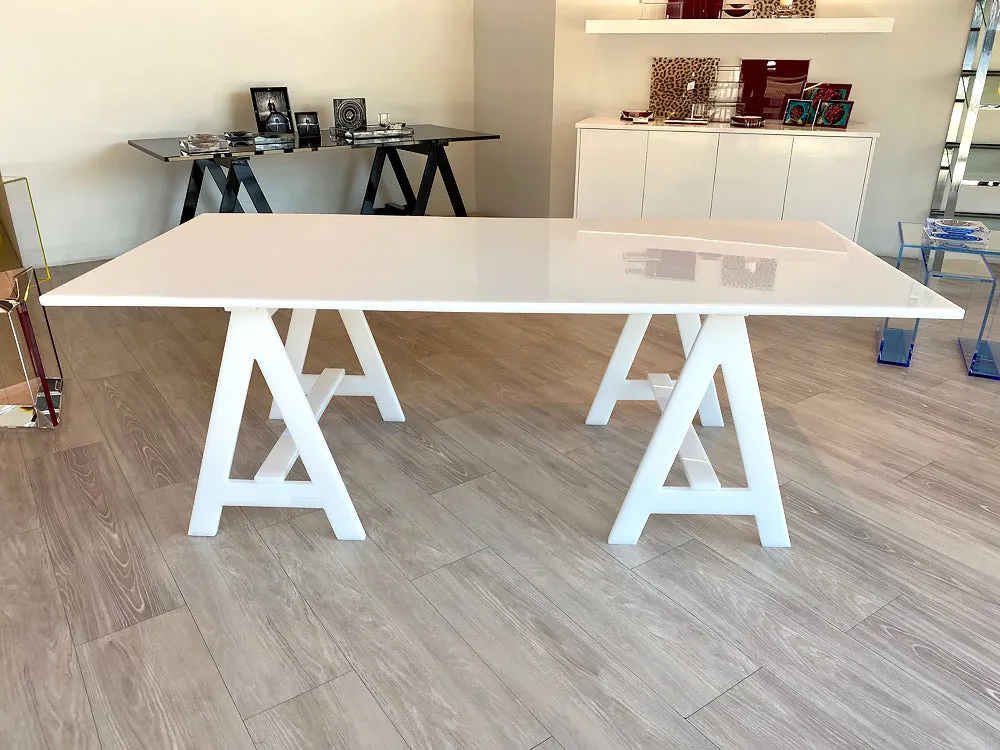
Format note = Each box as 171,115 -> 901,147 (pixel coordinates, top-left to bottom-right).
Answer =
474,0 -> 557,217
2,0 -> 475,265
484,0 -> 970,255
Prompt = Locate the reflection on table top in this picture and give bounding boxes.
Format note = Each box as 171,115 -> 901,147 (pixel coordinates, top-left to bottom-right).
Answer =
129,125 -> 500,162
899,221 -> 1000,257
42,216 -> 962,321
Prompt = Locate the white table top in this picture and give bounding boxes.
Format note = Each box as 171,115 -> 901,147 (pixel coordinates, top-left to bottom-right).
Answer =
577,115 -> 880,139
42,215 -> 961,320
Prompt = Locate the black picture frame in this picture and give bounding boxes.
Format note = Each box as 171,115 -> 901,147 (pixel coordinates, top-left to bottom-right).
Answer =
332,98 -> 368,132
250,87 -> 293,134
294,111 -> 321,137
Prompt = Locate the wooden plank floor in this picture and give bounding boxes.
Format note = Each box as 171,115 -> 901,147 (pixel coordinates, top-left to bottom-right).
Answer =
2,262 -> 1000,748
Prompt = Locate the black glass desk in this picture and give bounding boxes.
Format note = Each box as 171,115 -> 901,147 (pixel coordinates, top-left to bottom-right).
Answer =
129,125 -> 499,223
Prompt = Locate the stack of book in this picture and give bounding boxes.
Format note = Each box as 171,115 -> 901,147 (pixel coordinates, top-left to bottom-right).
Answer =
924,218 -> 992,250
179,134 -> 231,155
254,132 -> 296,151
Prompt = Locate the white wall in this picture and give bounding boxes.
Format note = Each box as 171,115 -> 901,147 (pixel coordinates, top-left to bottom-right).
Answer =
474,0 -> 557,218
547,0 -> 975,254
2,0 -> 475,266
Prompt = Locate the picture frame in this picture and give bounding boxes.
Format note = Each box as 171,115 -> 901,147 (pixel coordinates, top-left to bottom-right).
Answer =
738,59 -> 810,120
649,57 -> 720,120
783,98 -> 815,126
294,111 -> 321,137
250,87 -> 293,134
815,99 -> 854,129
802,82 -> 853,122
332,98 -> 368,132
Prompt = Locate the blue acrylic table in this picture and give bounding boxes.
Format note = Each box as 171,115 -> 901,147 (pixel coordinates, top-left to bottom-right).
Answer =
878,221 -> 1000,379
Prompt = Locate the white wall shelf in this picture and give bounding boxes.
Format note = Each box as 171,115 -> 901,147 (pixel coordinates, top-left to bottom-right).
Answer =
585,17 -> 895,35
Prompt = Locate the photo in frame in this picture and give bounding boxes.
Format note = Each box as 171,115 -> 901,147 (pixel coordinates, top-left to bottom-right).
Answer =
650,57 -> 720,120
333,98 -> 368,132
250,87 -> 293,134
739,59 -> 810,120
295,111 -> 321,137
783,98 -> 815,126
815,99 -> 854,129
802,82 -> 853,122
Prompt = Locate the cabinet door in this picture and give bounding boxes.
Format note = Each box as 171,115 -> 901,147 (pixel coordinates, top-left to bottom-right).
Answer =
575,129 -> 648,219
710,134 -> 793,221
783,136 -> 873,240
642,131 -> 720,219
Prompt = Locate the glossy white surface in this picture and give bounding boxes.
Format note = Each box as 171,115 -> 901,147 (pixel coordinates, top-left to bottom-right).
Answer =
577,116 -> 880,139
42,214 -> 961,320
574,121 -> 878,241
783,137 -> 874,239
584,17 -> 895,35
711,134 -> 792,221
575,129 -> 649,219
642,131 -> 719,220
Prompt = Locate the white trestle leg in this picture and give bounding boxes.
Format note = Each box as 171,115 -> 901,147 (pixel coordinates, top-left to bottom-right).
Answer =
604,314 -> 790,548
587,314 -> 724,427
676,313 -> 724,428
270,308 -> 405,424
188,307 -> 368,539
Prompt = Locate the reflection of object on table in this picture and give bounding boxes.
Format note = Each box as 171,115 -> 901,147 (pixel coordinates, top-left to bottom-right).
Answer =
721,256 -> 778,290
1,176 -> 52,282
624,249 -> 698,280
1,267 -> 62,428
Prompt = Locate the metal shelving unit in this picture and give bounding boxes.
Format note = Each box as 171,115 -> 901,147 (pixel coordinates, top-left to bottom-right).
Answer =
931,0 -> 1000,223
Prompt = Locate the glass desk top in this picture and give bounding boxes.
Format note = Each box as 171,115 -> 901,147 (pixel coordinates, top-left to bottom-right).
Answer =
129,125 -> 500,162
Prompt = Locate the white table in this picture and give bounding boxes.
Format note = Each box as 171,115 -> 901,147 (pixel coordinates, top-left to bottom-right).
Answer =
42,215 -> 962,548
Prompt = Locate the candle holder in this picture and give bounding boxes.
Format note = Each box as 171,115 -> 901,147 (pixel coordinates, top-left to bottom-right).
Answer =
1,267 -> 62,428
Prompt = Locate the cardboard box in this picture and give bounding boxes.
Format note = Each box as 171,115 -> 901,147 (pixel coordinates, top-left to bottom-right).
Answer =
0,170 -> 22,271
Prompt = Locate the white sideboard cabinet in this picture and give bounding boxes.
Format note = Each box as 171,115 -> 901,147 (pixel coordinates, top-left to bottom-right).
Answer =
575,116 -> 878,240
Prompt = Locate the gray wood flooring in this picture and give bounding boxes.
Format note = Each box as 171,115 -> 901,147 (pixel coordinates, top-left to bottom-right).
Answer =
2,262 -> 999,748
